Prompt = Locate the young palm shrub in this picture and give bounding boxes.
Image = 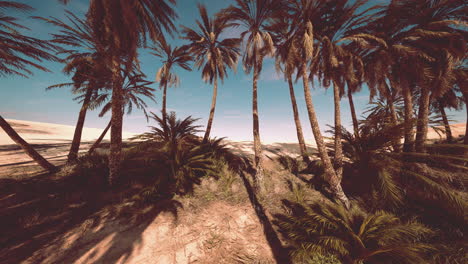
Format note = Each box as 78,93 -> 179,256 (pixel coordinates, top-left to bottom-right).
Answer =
130,112 -> 216,200
275,201 -> 435,264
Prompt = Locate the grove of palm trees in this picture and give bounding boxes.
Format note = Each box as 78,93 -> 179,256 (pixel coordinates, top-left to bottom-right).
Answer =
0,0 -> 467,263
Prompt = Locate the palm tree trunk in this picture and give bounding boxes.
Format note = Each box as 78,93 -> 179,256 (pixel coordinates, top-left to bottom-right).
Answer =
88,119 -> 111,154
288,76 -> 309,162
415,88 -> 430,152
387,90 -> 401,152
463,93 -> 468,145
302,68 -> 349,208
67,88 -> 93,163
0,116 -> 56,172
348,89 -> 359,139
162,82 -> 168,122
203,77 -> 218,142
252,64 -> 265,193
439,105 -> 453,143
109,57 -> 124,185
332,80 -> 343,180
402,85 -> 415,152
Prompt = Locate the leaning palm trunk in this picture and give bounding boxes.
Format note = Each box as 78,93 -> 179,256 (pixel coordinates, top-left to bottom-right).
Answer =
347,89 -> 359,139
109,58 -> 124,185
67,88 -> 93,163
402,85 -> 415,152
302,68 -> 349,208
332,80 -> 343,180
252,64 -> 265,193
88,119 -> 111,154
415,88 -> 430,152
203,77 -> 218,142
0,116 -> 56,172
288,77 -> 309,162
439,105 -> 453,142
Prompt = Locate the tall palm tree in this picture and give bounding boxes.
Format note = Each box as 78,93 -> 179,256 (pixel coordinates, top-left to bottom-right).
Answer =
151,37 -> 192,122
270,17 -> 310,162
0,1 -> 60,172
37,12 -> 110,163
181,4 -> 241,142
452,62 -> 468,144
219,0 -> 285,193
431,89 -> 462,142
84,0 -> 178,185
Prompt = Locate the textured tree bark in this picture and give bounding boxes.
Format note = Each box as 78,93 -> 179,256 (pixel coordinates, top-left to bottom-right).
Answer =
288,77 -> 309,162
252,64 -> 265,193
439,105 -> 453,143
301,66 -> 349,208
332,80 -> 343,180
203,77 -> 218,142
108,57 -> 124,185
88,119 -> 111,154
415,88 -> 430,152
0,116 -> 56,172
402,85 -> 415,152
67,88 -> 93,163
162,82 -> 168,122
348,89 -> 359,139
387,90 -> 401,152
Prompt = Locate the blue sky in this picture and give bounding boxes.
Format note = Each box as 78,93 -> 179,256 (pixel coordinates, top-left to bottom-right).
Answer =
1,0 -> 465,143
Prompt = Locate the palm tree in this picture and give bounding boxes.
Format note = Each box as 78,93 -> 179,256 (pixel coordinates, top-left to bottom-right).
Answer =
219,0 -> 285,193
270,17 -> 310,162
151,37 -> 192,121
37,12 -> 110,163
276,201 -> 435,264
181,4 -> 241,142
431,89 -> 462,142
452,62 -> 468,144
84,0 -> 178,185
0,1 -> 60,172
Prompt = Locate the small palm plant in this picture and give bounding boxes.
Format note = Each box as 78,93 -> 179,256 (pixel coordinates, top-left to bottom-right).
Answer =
133,112 -> 215,197
276,201 -> 435,264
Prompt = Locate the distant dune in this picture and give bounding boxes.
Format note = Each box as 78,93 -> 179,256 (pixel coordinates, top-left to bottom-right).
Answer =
0,119 -> 137,145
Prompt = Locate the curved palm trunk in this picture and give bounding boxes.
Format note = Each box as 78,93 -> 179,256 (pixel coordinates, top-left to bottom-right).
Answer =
109,58 -> 124,185
439,105 -> 453,143
302,68 -> 349,208
402,85 -> 415,152
67,88 -> 93,163
415,88 -> 430,152
463,93 -> 468,145
0,116 -> 56,172
288,76 -> 309,162
332,80 -> 343,180
88,119 -> 111,154
252,64 -> 265,193
203,77 -> 218,142
347,89 -> 359,139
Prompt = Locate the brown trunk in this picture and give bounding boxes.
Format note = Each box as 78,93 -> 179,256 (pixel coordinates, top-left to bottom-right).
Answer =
387,90 -> 401,152
463,93 -> 468,145
108,57 -> 124,185
0,116 -> 56,172
333,80 -> 343,180
162,82 -> 168,122
302,66 -> 349,208
415,88 -> 430,152
252,64 -> 265,193
67,88 -> 93,163
88,119 -> 111,154
439,105 -> 453,143
402,85 -> 415,152
203,77 -> 218,142
348,89 -> 359,139
288,76 -> 309,162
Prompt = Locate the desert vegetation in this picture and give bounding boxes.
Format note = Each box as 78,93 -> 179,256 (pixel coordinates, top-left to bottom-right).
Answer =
1,0 -> 467,263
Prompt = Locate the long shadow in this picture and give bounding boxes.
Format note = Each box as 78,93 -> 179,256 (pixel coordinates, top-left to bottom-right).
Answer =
0,168 -> 181,264
235,158 -> 291,264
